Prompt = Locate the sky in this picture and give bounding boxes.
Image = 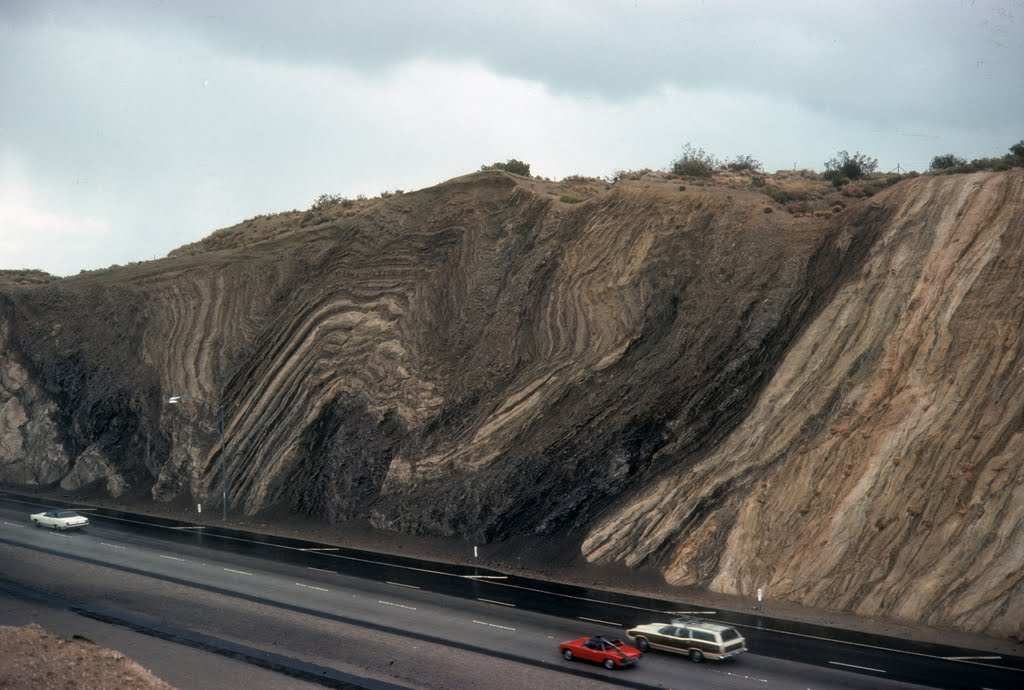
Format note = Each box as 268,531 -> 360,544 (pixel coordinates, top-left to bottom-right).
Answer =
1,0 -> 1022,276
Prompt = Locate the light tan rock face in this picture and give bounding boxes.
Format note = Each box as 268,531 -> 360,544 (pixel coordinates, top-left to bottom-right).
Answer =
0,170 -> 1021,636
583,171 -> 1024,637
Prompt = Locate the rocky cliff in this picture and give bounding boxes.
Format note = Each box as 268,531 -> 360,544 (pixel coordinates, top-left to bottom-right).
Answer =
1,169 -> 1022,638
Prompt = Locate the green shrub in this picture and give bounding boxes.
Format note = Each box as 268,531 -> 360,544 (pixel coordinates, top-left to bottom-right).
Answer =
310,193 -> 344,210
670,143 -> 720,178
726,154 -> 763,172
823,150 -> 878,182
1010,140 -> 1024,158
482,159 -> 532,177
930,154 -> 967,170
559,194 -> 583,203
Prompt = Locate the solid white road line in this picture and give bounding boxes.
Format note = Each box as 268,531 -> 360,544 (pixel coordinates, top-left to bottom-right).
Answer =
386,581 -> 420,590
828,661 -> 886,673
944,655 -> 1002,661
747,624 -> 1020,671
222,567 -> 253,576
473,620 -> 516,631
477,598 -> 516,607
378,600 -> 417,611
578,616 -> 620,627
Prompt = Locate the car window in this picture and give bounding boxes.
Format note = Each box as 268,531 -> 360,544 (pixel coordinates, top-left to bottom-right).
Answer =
658,625 -> 674,634
720,628 -> 741,641
57,510 -> 77,517
692,629 -> 716,642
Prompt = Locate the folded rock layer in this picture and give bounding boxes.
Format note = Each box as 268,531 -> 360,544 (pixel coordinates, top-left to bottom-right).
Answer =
1,169 -> 1021,637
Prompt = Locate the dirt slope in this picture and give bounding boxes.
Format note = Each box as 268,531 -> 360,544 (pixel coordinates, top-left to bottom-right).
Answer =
0,623 -> 174,689
1,169 -> 1021,638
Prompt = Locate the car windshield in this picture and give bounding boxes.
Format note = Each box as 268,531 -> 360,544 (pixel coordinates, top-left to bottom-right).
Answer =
56,510 -> 79,518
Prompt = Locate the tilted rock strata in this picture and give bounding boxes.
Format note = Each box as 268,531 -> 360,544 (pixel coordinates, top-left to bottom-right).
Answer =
1,170 -> 1022,638
583,171 -> 1024,638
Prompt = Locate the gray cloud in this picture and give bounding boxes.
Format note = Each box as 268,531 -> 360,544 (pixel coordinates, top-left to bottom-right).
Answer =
14,0 -> 1019,130
1,0 -> 1021,275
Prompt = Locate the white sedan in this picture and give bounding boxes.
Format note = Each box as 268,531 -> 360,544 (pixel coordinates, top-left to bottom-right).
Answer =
30,509 -> 89,530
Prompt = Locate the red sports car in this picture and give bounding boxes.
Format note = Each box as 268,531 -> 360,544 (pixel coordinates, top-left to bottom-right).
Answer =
558,635 -> 642,669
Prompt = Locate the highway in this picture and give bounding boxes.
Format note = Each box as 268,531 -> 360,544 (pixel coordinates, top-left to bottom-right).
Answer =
1,494 -> 1020,689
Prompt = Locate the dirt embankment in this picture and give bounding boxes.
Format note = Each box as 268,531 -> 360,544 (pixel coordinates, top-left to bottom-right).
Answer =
0,623 -> 175,690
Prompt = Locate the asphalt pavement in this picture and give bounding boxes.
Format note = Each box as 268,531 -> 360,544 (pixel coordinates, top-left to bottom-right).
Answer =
1,493 -> 1020,689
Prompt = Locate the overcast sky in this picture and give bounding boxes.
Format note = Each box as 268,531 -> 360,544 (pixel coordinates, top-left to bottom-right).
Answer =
2,0 -> 1021,276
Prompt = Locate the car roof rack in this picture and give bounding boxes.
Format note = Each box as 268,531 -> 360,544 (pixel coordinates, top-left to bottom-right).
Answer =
670,616 -> 706,625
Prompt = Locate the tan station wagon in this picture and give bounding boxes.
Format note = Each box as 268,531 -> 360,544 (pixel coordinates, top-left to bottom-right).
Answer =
625,618 -> 746,662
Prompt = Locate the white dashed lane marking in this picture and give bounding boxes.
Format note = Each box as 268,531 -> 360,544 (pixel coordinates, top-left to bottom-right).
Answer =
378,600 -> 417,611
223,567 -> 252,576
473,620 -> 516,631
295,582 -> 329,592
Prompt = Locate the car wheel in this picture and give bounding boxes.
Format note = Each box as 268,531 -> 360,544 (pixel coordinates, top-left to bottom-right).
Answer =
33,520 -> 40,528
603,658 -> 616,670
562,649 -> 573,661
689,649 -> 704,663
636,638 -> 650,652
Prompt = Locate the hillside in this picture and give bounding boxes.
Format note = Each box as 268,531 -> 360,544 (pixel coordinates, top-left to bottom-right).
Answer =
1,168 -> 1022,639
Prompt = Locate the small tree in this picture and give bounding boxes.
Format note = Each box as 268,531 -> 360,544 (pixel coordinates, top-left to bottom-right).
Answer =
930,154 -> 967,171
726,154 -> 763,172
483,159 -> 532,177
1010,140 -> 1024,159
670,143 -> 720,178
823,150 -> 878,183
